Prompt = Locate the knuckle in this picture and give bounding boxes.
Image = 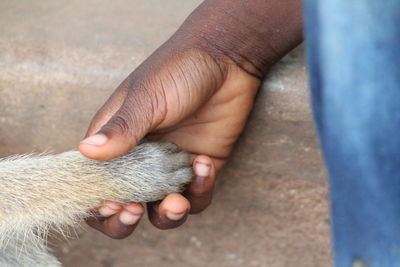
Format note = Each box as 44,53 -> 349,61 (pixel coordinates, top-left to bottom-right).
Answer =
151,219 -> 185,230
108,233 -> 127,239
190,198 -> 212,214
190,189 -> 207,198
107,229 -> 131,239
107,114 -> 132,136
148,207 -> 188,230
189,186 -> 212,198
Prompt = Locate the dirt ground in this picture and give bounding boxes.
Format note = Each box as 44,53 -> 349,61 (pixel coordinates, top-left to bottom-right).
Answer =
0,1 -> 332,266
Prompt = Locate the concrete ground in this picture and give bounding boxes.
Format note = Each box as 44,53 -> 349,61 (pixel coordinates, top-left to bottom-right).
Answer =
0,1 -> 331,266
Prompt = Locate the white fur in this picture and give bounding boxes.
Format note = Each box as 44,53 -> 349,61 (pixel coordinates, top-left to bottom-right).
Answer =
0,142 -> 193,266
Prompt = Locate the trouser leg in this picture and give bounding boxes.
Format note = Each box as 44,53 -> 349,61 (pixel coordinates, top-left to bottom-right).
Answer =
304,0 -> 400,266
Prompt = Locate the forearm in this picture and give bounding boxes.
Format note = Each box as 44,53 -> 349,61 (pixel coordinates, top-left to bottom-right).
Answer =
173,0 -> 303,78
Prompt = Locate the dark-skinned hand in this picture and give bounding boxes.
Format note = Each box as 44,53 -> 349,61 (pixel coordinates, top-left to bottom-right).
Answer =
80,0 -> 302,239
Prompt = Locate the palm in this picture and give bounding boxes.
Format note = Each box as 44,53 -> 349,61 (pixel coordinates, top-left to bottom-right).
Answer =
150,64 -> 260,171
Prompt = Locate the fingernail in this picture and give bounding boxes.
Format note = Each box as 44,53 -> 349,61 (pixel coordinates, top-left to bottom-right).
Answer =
105,201 -> 121,210
194,162 -> 210,178
80,134 -> 108,146
98,206 -> 119,217
124,203 -> 142,214
119,211 -> 141,225
166,211 -> 186,221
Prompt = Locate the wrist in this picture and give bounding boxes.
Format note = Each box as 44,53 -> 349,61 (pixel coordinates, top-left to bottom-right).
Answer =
172,0 -> 303,79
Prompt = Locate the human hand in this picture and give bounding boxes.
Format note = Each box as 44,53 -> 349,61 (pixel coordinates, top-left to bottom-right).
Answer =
79,0 -> 302,238
80,46 -> 259,237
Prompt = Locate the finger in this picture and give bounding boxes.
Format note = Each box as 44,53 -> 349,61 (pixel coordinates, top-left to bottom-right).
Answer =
87,202 -> 144,239
97,200 -> 123,217
79,85 -> 127,159
147,193 -> 190,230
79,87 -> 164,161
85,87 -> 129,137
185,155 -> 216,214
86,201 -> 122,232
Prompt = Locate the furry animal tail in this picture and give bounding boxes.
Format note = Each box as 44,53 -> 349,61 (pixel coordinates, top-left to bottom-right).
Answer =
0,142 -> 193,267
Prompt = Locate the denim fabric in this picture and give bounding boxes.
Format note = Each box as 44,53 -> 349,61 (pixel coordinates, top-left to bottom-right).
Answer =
304,0 -> 400,266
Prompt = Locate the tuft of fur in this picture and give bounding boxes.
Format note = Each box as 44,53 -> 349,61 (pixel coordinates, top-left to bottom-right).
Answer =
0,142 -> 193,267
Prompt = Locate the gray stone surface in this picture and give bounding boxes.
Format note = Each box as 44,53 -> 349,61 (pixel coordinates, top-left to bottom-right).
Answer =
0,1 -> 331,266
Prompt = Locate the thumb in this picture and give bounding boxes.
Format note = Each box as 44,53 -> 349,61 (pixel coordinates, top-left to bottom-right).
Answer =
79,87 -> 165,161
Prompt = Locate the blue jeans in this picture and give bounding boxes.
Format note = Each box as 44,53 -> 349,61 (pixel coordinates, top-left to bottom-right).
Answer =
304,0 -> 400,266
